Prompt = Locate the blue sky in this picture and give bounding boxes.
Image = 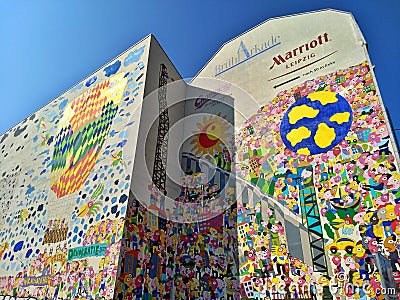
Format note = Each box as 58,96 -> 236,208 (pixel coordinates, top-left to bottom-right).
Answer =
1,0 -> 399,139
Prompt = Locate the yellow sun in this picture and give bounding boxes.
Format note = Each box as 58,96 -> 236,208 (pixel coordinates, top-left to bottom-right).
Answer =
190,113 -> 231,156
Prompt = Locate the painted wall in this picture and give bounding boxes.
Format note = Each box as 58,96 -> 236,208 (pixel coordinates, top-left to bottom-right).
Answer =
192,9 -> 400,300
0,36 -> 151,298
116,192 -> 239,299
233,62 -> 400,299
1,9 -> 399,300
116,38 -> 241,300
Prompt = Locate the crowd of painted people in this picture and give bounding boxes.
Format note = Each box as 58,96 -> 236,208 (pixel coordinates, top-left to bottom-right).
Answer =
118,193 -> 240,299
237,202 -> 320,299
0,239 -> 122,298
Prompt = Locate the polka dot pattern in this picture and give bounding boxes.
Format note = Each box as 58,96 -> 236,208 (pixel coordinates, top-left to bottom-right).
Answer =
0,40 -> 147,297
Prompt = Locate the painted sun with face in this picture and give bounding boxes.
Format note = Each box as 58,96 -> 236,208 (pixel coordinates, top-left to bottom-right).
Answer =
190,113 -> 231,156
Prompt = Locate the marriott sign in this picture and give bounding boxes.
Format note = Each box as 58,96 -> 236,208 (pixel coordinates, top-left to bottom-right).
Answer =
269,33 -> 330,70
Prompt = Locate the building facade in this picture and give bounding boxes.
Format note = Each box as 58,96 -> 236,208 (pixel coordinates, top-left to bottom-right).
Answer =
0,9 -> 399,300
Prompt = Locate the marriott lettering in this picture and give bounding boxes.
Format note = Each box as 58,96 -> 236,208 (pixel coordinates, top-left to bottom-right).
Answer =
270,33 -> 329,70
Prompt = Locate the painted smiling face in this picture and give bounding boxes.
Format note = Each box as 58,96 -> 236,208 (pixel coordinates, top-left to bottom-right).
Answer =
275,245 -> 287,256
245,250 -> 256,261
384,235 -> 397,253
368,238 -> 379,254
352,241 -> 366,258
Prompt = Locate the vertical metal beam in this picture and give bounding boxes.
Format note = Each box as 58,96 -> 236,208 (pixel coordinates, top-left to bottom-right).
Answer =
152,64 -> 169,194
150,64 -> 170,298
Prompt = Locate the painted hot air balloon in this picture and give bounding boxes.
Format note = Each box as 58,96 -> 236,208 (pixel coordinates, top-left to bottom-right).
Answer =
50,73 -> 127,198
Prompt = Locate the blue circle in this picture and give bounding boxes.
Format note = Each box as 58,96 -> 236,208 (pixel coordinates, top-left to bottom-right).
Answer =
280,91 -> 352,155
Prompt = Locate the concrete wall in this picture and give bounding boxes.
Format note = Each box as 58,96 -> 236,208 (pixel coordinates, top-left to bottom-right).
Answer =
130,35 -> 186,210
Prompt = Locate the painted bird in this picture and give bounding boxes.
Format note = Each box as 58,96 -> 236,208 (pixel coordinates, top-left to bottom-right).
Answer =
77,184 -> 104,217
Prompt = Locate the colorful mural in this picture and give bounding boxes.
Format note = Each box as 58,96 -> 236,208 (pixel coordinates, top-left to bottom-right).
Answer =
237,202 -> 319,299
234,62 -> 400,298
0,12 -> 399,300
117,194 -> 239,300
0,38 -> 150,298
